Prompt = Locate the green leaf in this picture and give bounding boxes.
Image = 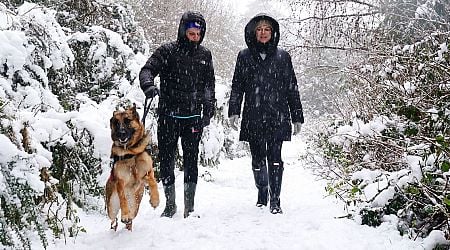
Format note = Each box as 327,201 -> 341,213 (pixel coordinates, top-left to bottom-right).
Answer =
441,161 -> 450,172
443,197 -> 450,206
406,185 -> 420,195
351,186 -> 360,195
423,205 -> 434,214
436,135 -> 445,144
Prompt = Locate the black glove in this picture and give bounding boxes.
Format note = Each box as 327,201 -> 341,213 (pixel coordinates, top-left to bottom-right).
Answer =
293,122 -> 302,135
143,85 -> 159,98
202,116 -> 211,127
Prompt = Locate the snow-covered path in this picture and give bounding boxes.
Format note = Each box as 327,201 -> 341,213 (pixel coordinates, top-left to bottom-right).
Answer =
49,137 -> 423,250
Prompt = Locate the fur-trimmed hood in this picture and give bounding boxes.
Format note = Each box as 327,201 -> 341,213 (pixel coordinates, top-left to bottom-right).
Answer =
244,13 -> 280,53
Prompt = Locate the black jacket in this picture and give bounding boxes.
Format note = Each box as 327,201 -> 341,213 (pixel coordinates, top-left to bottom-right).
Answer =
139,11 -> 216,119
228,14 -> 304,142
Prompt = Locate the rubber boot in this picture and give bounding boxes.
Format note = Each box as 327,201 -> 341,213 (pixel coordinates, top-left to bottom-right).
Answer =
269,162 -> 284,214
184,182 -> 196,218
252,160 -> 268,207
256,186 -> 268,207
161,184 -> 177,218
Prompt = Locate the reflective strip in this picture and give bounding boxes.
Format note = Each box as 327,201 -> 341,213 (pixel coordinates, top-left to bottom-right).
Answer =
170,114 -> 201,119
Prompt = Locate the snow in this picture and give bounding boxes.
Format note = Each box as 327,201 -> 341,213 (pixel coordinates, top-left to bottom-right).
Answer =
438,43 -> 448,60
424,230 -> 448,250
47,137 -> 426,250
18,2 -> 74,70
0,2 -> 447,250
0,30 -> 28,75
0,134 -> 20,163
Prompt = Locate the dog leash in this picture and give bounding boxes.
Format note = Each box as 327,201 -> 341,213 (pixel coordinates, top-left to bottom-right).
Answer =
141,97 -> 154,127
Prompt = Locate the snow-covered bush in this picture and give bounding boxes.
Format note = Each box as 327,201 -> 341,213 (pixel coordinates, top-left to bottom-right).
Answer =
0,1 -> 150,248
311,33 -> 450,241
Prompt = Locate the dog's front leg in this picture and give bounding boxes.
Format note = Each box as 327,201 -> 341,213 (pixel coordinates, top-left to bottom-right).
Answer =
106,180 -> 120,231
117,179 -> 132,224
146,170 -> 160,208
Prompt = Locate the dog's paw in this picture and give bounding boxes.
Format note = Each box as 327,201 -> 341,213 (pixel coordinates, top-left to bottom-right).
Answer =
121,217 -> 132,225
110,218 -> 118,231
125,221 -> 133,231
150,198 -> 160,208
120,217 -> 133,231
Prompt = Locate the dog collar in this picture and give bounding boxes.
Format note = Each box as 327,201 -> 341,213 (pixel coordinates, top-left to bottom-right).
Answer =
112,154 -> 135,164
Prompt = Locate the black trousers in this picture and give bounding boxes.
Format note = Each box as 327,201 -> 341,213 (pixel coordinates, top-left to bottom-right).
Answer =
249,139 -> 283,186
249,138 -> 285,207
158,115 -> 203,186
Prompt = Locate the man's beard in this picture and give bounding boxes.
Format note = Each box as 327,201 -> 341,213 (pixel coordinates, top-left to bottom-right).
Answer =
186,40 -> 199,50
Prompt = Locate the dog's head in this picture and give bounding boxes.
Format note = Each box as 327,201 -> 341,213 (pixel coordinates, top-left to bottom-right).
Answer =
110,105 -> 144,147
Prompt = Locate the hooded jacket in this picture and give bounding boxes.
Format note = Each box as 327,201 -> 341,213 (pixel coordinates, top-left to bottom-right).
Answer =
139,11 -> 216,119
228,14 -> 304,142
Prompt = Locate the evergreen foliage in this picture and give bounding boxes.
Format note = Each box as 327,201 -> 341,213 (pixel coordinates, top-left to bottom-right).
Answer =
1,161 -> 48,249
293,0 -> 450,241
0,0 -> 146,248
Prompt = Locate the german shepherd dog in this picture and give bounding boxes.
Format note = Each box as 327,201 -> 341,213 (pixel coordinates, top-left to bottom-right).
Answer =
106,105 -> 159,231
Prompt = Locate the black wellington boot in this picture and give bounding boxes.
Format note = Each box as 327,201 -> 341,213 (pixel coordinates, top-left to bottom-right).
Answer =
256,186 -> 268,207
269,162 -> 284,214
184,182 -> 197,218
161,184 -> 177,218
252,160 -> 268,207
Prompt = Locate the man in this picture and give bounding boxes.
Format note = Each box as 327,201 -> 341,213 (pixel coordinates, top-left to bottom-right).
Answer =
228,14 -> 304,214
139,11 -> 216,218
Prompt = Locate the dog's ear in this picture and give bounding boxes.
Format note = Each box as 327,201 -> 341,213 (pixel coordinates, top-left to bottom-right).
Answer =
111,110 -> 119,125
110,116 -> 116,128
131,105 -> 140,120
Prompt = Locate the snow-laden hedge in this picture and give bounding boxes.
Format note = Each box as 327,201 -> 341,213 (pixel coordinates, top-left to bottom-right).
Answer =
310,33 -> 450,244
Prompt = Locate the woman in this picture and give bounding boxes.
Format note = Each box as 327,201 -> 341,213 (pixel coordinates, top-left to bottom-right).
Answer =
228,14 -> 304,214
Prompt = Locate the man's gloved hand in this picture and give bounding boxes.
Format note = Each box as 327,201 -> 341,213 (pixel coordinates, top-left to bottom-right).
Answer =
293,122 -> 302,135
202,116 -> 211,128
229,115 -> 239,131
143,85 -> 159,98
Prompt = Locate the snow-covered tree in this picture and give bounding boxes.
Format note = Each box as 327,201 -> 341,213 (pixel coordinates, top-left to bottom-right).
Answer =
0,1 -> 149,248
